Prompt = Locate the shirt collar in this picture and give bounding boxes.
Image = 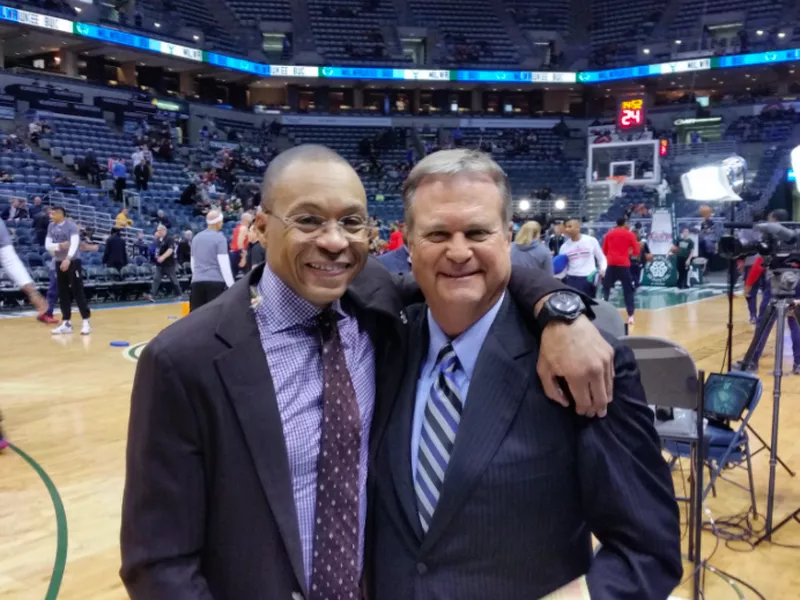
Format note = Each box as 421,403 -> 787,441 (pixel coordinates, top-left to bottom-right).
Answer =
255,263 -> 347,333
425,292 -> 506,381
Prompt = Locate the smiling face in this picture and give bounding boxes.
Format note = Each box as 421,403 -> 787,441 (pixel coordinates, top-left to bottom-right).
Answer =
407,173 -> 511,337
261,158 -> 369,307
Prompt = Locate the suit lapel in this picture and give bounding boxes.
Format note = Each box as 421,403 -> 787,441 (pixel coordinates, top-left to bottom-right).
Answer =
420,296 -> 534,553
213,266 -> 307,595
385,308 -> 428,542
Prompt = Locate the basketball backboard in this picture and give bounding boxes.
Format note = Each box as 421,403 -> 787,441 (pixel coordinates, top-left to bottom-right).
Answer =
587,140 -> 661,186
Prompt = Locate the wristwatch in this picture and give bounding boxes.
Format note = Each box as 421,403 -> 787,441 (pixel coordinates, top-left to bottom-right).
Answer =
536,291 -> 587,331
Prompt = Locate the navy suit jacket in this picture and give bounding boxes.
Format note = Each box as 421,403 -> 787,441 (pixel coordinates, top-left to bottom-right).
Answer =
376,246 -> 411,274
369,295 -> 682,600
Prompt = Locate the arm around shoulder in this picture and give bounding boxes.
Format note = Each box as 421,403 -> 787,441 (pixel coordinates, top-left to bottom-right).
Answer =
579,343 -> 682,600
120,338 -> 216,600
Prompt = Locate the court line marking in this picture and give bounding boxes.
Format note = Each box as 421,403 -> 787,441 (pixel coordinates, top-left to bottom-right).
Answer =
9,443 -> 68,600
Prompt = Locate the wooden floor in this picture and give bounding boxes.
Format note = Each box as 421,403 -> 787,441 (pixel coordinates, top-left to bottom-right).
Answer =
1,293 -> 799,600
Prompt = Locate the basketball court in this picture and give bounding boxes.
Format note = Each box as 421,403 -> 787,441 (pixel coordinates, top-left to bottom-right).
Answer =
1,290 -> 799,599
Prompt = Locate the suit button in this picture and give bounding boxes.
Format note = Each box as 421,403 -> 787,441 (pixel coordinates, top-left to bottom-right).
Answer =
416,562 -> 427,575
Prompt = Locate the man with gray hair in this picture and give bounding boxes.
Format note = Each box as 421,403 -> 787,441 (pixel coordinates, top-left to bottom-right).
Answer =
144,224 -> 181,302
370,148 -> 681,600
189,210 -> 235,311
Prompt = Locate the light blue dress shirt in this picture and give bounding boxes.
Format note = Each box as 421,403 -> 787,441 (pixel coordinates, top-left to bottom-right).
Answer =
410,293 -> 506,480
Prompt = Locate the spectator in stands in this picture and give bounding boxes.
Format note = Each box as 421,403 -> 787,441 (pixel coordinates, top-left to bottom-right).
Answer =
135,158 -> 151,192
386,224 -> 403,251
229,212 -> 253,277
115,207 -> 133,228
33,205 -> 50,246
83,148 -> 100,185
29,196 -> 43,219
511,220 -> 553,276
53,174 -> 77,194
2,198 -> 27,221
111,159 -> 127,203
29,120 -> 42,144
548,220 -> 567,255
152,210 -> 172,229
103,228 -> 128,271
245,224 -> 265,273
0,169 -> 14,183
177,231 -> 193,265
132,231 -> 149,260
144,225 -> 182,302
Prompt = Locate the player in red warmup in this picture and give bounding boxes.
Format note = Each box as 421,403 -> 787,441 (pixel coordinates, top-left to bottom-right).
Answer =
602,217 -> 640,326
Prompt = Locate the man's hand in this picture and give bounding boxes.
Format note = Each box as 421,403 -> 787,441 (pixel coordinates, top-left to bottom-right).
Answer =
538,315 -> 615,417
156,255 -> 164,264
58,241 -> 70,249
59,258 -> 70,272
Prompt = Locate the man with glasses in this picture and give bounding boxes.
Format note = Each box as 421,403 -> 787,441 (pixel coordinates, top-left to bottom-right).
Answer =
121,145 -> 615,600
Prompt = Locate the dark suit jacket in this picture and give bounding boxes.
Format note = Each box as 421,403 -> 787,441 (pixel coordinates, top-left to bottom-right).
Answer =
370,295 -> 682,600
376,246 -> 410,274
120,260 -> 571,599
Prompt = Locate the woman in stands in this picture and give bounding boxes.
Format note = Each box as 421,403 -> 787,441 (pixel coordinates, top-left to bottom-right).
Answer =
0,219 -> 47,449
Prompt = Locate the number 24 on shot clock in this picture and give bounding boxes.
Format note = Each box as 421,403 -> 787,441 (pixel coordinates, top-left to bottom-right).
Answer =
617,96 -> 647,130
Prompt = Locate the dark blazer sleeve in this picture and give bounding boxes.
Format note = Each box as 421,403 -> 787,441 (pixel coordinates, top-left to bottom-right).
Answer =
120,338 -> 215,600
506,265 -> 596,324
580,343 -> 683,599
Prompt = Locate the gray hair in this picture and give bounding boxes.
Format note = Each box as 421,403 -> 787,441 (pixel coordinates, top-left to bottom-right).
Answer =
402,149 -> 511,231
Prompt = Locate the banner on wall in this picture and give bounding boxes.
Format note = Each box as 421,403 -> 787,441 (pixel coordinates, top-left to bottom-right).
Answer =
279,115 -> 392,127
643,208 -> 677,287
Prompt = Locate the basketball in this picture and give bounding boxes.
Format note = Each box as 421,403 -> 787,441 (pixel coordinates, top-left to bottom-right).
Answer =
699,205 -> 713,218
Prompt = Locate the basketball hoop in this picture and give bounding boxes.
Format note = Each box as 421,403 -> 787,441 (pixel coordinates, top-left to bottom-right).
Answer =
606,175 -> 627,198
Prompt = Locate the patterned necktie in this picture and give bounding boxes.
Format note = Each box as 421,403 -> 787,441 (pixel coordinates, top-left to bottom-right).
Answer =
309,308 -> 362,600
415,343 -> 463,533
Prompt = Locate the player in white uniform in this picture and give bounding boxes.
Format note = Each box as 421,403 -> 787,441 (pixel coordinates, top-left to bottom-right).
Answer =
558,217 -> 607,297
0,219 -> 47,449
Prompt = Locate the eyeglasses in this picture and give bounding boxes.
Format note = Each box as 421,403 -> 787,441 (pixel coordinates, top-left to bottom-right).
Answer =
266,210 -> 373,240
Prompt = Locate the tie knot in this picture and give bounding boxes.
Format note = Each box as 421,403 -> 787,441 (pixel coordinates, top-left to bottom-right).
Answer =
315,307 -> 339,341
434,343 -> 459,373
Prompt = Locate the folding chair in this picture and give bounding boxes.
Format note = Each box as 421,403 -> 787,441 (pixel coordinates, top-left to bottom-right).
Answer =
591,299 -> 626,338
622,335 -> 705,600
664,371 -> 761,519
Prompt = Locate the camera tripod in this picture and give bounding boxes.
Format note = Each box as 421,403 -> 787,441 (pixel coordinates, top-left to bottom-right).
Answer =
736,268 -> 800,543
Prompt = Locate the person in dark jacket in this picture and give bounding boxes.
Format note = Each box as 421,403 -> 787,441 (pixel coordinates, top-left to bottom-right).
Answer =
511,220 -> 553,275
102,228 -> 128,271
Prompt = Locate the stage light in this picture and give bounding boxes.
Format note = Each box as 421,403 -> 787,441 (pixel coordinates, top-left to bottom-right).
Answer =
790,145 -> 800,192
680,156 -> 747,202
554,199 -> 566,211
643,48 -> 650,54
518,199 -> 530,211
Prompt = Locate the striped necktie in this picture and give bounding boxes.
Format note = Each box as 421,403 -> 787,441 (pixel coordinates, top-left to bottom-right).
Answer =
415,343 -> 463,533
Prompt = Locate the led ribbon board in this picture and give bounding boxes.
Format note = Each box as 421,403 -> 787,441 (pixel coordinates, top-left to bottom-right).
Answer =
3,4 -> 800,85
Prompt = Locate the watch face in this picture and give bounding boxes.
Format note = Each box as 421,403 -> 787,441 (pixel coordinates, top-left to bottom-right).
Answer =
550,291 -> 583,315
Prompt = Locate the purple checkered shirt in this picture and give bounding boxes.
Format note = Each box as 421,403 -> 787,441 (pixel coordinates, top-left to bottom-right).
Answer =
253,265 -> 376,590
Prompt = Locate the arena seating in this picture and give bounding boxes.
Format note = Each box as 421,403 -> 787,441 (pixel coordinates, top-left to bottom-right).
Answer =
224,0 -> 292,27
308,0 -> 410,65
668,0 -> 782,43
504,0 -> 571,38
590,0 -> 662,66
408,0 -> 520,67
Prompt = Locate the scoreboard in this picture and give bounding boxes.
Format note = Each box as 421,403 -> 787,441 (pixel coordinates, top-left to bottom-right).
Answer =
617,96 -> 647,131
